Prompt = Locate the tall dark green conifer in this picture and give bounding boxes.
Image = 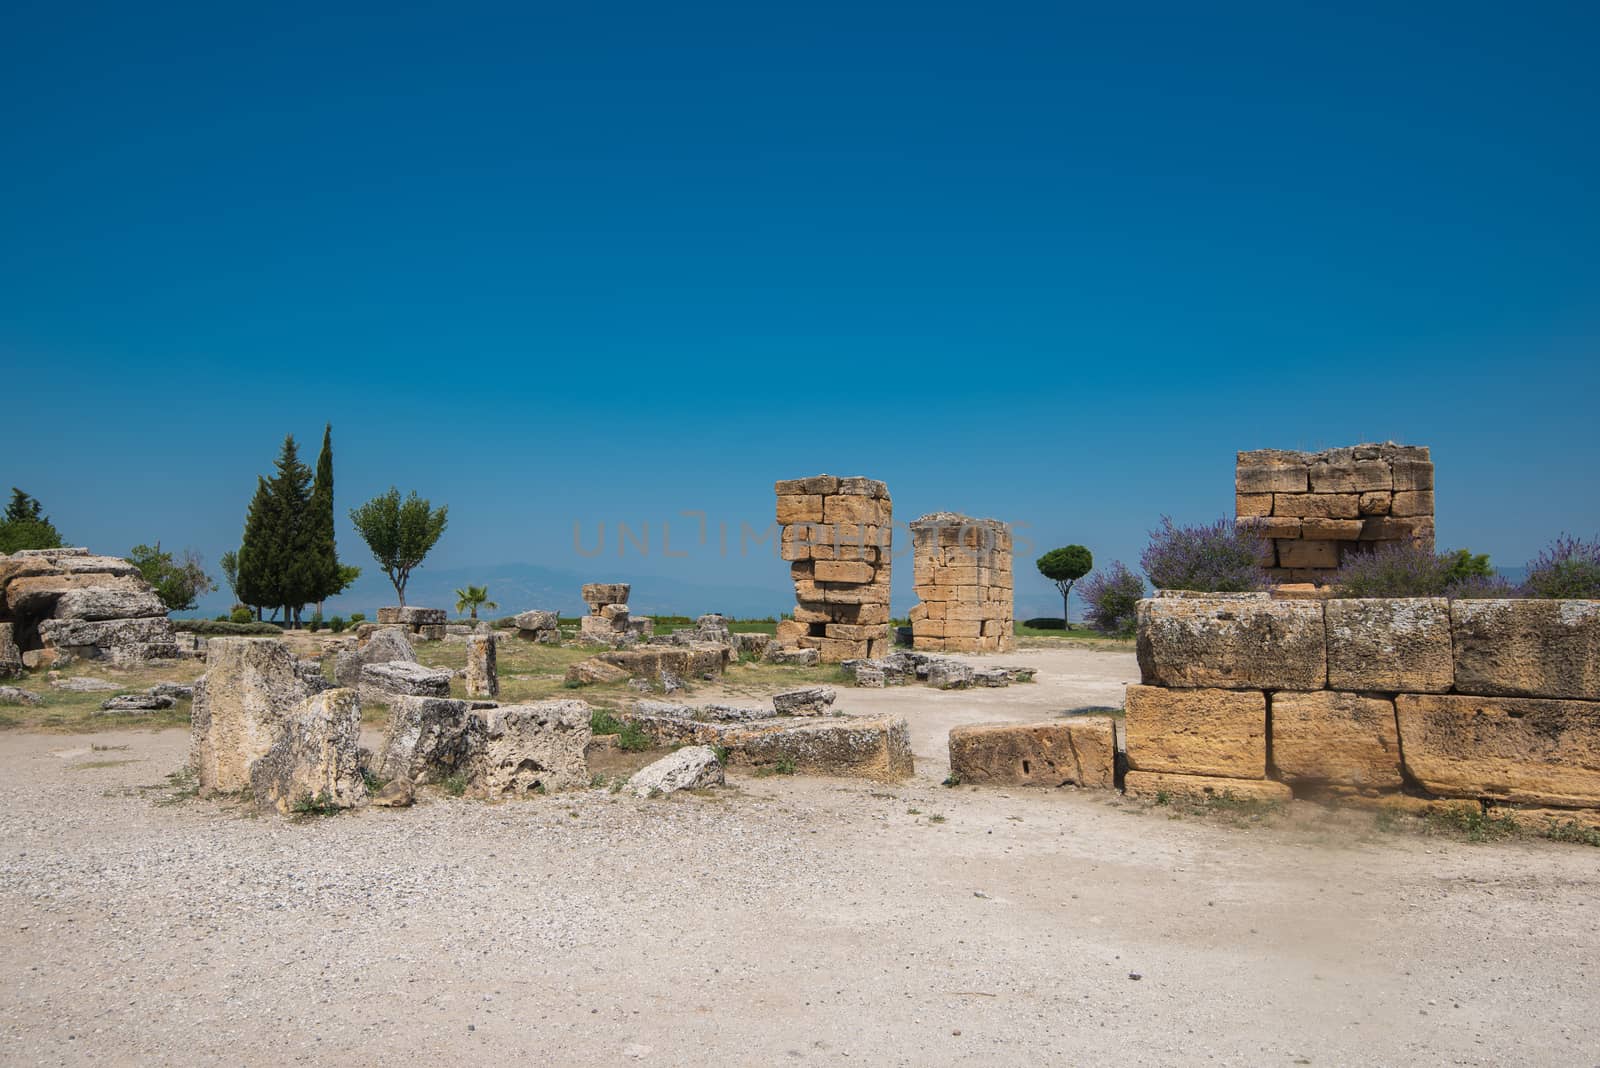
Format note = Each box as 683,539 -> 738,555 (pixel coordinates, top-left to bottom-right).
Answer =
268,435 -> 315,625
308,424 -> 341,609
235,476 -> 276,617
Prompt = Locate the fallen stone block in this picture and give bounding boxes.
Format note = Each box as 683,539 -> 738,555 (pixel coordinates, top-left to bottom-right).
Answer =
50,675 -> 119,692
1395,693 -> 1600,807
1136,595 -> 1325,690
376,695 -> 481,784
360,661 -> 452,701
371,778 -> 416,807
189,638 -> 311,796
0,685 -> 41,705
471,700 -> 591,796
773,686 -> 836,716
335,628 -> 416,688
248,688 -> 367,815
948,718 -> 1116,788
99,693 -> 176,713
1325,598 -> 1453,693
565,658 -> 632,685
1124,684 -> 1268,779
1270,691 -> 1402,789
733,632 -> 772,658
620,711 -> 913,781
147,682 -> 196,701
764,646 -> 820,666
927,660 -> 974,690
1123,771 -> 1291,804
581,583 -> 631,607
1451,599 -> 1600,700
627,745 -> 725,797
972,668 -> 1011,687
512,609 -> 561,643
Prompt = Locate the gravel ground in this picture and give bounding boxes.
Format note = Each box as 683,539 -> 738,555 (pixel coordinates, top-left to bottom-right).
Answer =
2,648 -> 1598,1066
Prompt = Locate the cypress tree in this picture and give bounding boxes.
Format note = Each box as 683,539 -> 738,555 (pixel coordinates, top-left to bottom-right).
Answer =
235,476 -> 276,618
268,435 -> 315,625
308,424 -> 340,609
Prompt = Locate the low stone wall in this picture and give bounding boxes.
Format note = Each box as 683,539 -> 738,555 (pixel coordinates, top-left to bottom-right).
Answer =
1128,593 -> 1600,817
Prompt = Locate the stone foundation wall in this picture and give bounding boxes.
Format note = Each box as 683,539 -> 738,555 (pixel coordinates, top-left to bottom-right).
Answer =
1235,442 -> 1434,583
774,475 -> 892,662
908,513 -> 1014,653
1128,593 -> 1600,818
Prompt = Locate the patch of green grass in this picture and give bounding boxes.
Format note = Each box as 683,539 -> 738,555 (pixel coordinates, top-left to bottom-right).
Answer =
148,767 -> 199,806
362,769 -> 389,793
440,771 -> 469,797
928,814 -> 947,824
712,745 -> 730,765
755,756 -> 798,778
941,774 -> 961,788
1154,790 -> 1171,806
290,791 -> 342,819
1013,622 -> 1133,643
1424,807 -> 1518,843
1542,819 -> 1600,846
907,807 -> 922,815
591,709 -> 654,752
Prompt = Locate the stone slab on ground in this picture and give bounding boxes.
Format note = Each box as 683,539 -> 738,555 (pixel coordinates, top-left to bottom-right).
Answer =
1395,693 -> 1600,807
772,686 -> 836,716
1136,594 -> 1325,690
359,661 -> 452,701
1124,684 -> 1268,779
626,746 -> 725,797
947,718 -> 1116,788
566,644 -> 730,684
619,711 -> 913,782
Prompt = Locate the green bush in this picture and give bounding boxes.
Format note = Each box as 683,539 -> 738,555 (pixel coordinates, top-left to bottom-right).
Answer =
172,619 -> 284,636
349,612 -> 366,625
214,614 -> 230,623
1022,617 -> 1067,630
329,616 -> 347,633
230,606 -> 255,624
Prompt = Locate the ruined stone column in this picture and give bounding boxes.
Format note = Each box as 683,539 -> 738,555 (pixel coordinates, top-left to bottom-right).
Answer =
465,633 -> 498,698
775,475 -> 892,662
908,513 -> 1014,653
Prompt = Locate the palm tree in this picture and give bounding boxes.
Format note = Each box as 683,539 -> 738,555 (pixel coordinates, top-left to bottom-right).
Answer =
454,584 -> 498,621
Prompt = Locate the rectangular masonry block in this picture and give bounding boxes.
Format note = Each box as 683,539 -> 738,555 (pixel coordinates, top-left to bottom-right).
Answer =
1358,516 -> 1426,541
1395,693 -> 1600,807
775,494 -> 824,524
1136,595 -> 1327,690
1299,517 -> 1365,540
1236,493 -> 1274,517
1271,691 -> 1403,789
1308,461 -> 1393,493
774,475 -> 839,496
822,495 -> 890,527
1124,771 -> 1292,805
1390,490 -> 1435,517
1358,491 -> 1392,516
948,719 -> 1116,789
1243,517 -> 1300,539
1272,493 -> 1360,519
1390,459 -> 1434,491
1124,684 -> 1268,778
1276,539 -> 1340,569
1325,597 -> 1453,692
1451,599 -> 1600,700
1237,465 -> 1308,494
812,559 -> 878,584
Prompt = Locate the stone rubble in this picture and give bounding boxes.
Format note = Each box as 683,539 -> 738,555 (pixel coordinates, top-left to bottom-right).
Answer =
626,745 -> 725,797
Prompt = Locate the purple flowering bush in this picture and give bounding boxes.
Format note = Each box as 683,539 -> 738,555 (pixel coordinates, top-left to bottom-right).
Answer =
1522,534 -> 1600,599
1331,543 -> 1452,598
1078,562 -> 1146,635
1140,517 -> 1268,593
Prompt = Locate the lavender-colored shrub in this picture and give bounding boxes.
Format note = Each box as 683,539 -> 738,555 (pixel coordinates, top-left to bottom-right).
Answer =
1078,562 -> 1145,635
1522,534 -> 1600,599
1330,543 -> 1451,598
1140,517 -> 1268,593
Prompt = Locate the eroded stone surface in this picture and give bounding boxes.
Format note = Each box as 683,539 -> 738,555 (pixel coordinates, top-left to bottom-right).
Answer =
1123,770 -> 1292,804
360,661 -> 452,702
772,686 -> 836,716
1124,684 -> 1267,779
249,688 -> 367,815
1395,693 -> 1600,807
626,746 -> 725,797
1451,599 -> 1600,700
189,638 -> 310,796
376,695 -> 481,784
1270,690 -> 1402,789
1136,596 -> 1325,690
472,700 -> 591,796
1325,598 -> 1453,693
948,718 -> 1116,788
465,634 -> 497,698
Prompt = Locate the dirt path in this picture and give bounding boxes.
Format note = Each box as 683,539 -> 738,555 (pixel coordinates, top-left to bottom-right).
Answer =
3,712 -> 1598,1065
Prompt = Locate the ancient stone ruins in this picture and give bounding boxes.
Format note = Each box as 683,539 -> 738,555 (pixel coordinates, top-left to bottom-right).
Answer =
773,476 -> 894,662
908,512 -> 1014,653
577,583 -> 651,645
1236,442 -> 1435,582
375,605 -> 448,641
0,547 -> 182,672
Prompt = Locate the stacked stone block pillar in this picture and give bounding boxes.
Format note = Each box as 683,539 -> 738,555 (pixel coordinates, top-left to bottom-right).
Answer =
1235,442 -> 1434,583
774,475 -> 892,663
377,606 -> 447,642
908,513 -> 1014,653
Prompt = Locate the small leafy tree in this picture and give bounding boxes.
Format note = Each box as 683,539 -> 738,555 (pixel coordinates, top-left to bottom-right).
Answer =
349,488 -> 448,607
455,585 -> 498,620
1036,545 -> 1093,626
1078,562 -> 1146,635
0,488 -> 64,553
1140,517 -> 1267,592
128,542 -> 216,612
219,550 -> 241,605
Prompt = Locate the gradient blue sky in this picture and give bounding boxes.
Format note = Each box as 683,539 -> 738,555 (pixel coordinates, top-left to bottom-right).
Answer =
4,1 -> 1597,617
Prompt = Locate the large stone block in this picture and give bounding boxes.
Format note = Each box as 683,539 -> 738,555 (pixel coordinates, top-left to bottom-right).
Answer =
1276,539 -> 1340,569
1325,597 -> 1453,692
334,628 -> 415,687
1390,459 -> 1434,491
249,688 -> 367,815
377,695 -> 481,784
1236,465 -> 1307,494
1451,599 -> 1600,700
775,494 -> 824,524
1395,693 -> 1600,806
1391,490 -> 1435,517
822,495 -> 890,527
1272,493 -> 1360,519
947,718 -> 1116,788
359,660 -> 452,701
1124,771 -> 1291,804
0,623 -> 20,679
189,638 -> 311,796
1271,691 -> 1402,789
466,634 -> 498,698
580,582 -> 630,607
774,475 -> 840,496
1308,461 -> 1392,493
472,700 -> 591,796
1124,684 -> 1267,778
1136,595 -> 1326,690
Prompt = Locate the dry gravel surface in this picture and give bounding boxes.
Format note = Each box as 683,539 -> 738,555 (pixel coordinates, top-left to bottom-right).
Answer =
2,647 -> 1599,1065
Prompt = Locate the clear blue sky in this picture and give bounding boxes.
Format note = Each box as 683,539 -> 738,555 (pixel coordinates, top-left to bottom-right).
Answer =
4,1 -> 1597,617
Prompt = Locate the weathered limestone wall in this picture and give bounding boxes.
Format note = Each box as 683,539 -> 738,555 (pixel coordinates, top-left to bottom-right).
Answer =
908,513 -> 1014,653
0,547 -> 179,667
775,475 -> 892,662
1235,442 -> 1434,583
1127,593 -> 1600,819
